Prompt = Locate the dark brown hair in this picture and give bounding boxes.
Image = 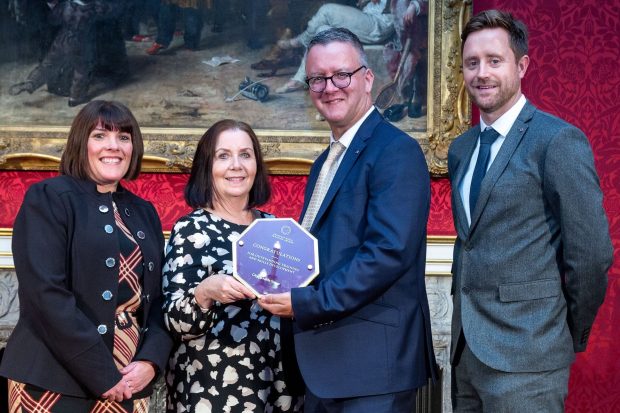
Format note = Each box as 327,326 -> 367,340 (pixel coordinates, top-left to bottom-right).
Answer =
185,119 -> 271,209
461,9 -> 529,60
59,100 -> 143,180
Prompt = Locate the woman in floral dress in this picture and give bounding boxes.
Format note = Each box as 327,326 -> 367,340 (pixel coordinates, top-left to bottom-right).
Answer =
162,119 -> 304,412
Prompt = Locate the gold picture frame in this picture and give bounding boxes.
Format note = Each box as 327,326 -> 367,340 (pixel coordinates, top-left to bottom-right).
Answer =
0,0 -> 471,176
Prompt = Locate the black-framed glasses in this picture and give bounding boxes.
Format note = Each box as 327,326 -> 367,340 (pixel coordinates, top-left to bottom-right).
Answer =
305,66 -> 367,93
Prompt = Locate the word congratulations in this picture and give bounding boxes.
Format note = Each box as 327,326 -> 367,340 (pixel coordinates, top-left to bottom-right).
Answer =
252,242 -> 301,262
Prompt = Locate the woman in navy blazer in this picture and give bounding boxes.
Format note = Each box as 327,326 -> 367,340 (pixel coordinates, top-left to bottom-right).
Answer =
0,100 -> 172,412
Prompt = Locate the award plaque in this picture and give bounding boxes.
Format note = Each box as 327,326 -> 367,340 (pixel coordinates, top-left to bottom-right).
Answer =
233,218 -> 319,297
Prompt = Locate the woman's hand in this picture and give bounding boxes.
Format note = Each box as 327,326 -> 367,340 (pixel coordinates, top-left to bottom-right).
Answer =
195,274 -> 256,307
101,378 -> 132,402
120,361 -> 156,394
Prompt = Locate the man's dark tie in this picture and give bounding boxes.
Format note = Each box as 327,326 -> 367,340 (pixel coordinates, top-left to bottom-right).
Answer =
469,127 -> 500,214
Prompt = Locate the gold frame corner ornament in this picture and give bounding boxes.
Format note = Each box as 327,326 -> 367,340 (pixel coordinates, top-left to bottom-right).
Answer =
426,0 -> 472,176
0,0 -> 471,177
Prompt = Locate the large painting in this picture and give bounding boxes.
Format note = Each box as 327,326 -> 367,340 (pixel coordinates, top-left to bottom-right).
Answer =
0,0 -> 471,175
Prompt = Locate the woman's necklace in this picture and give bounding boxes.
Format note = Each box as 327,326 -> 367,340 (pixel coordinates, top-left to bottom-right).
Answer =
206,206 -> 254,226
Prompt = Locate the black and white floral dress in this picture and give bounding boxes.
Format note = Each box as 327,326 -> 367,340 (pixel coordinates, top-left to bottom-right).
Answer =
162,209 -> 303,413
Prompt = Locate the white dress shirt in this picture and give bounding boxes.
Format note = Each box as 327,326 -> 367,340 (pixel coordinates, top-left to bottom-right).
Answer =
459,95 -> 527,225
330,106 -> 376,168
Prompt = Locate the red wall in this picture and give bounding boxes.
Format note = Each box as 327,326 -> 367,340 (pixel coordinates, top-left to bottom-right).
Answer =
0,171 -> 455,235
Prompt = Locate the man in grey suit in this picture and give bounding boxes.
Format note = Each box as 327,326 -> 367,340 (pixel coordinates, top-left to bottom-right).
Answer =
448,10 -> 613,412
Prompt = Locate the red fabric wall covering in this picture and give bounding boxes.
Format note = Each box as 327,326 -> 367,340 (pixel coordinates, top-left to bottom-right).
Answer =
0,172 -> 455,235
472,1 -> 620,411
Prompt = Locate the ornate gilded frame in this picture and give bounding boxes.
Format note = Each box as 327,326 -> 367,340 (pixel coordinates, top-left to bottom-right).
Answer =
0,0 -> 471,176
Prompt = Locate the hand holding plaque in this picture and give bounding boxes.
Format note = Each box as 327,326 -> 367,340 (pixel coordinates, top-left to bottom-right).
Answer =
232,218 -> 319,297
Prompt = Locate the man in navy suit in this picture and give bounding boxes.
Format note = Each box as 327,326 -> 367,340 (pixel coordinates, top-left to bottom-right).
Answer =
449,10 -> 613,411
260,27 -> 436,412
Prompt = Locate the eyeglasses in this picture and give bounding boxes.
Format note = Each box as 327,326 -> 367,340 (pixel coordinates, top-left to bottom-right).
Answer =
305,66 -> 367,93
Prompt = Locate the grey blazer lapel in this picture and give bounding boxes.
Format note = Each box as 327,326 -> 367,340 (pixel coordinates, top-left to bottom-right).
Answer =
469,102 -> 536,232
452,127 -> 480,238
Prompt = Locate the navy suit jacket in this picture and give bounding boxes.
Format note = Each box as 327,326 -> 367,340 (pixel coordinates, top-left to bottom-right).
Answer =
291,109 -> 437,398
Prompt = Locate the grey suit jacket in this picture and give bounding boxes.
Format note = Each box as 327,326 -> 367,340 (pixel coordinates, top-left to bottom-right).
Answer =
448,101 -> 613,373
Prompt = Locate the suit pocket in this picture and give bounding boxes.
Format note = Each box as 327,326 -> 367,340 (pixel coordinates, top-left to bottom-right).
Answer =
350,302 -> 400,327
499,278 -> 559,302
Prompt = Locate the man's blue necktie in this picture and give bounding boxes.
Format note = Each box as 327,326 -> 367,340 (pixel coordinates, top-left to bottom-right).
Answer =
469,127 -> 500,214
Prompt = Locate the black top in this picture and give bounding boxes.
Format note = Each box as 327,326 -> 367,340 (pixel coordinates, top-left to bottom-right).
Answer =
0,175 -> 172,398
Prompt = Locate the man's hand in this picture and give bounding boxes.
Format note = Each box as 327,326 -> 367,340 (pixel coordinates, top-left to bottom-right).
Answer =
259,292 -> 294,318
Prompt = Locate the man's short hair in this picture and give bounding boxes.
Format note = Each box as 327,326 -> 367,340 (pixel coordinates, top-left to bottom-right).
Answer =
308,27 -> 369,67
461,9 -> 528,60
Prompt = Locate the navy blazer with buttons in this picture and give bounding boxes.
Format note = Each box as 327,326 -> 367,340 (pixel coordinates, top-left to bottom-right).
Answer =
0,175 -> 172,398
291,109 -> 437,399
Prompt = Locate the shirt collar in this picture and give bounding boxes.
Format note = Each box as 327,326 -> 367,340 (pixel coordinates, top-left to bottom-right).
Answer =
479,94 -> 527,137
330,106 -> 375,149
